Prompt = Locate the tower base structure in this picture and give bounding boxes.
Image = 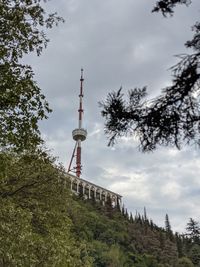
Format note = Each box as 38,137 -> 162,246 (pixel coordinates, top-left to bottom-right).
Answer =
66,172 -> 122,208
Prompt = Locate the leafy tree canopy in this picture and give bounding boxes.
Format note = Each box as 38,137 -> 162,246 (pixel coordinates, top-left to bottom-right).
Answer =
1,149 -> 200,266
100,0 -> 200,151
0,150 -> 93,266
0,0 -> 64,151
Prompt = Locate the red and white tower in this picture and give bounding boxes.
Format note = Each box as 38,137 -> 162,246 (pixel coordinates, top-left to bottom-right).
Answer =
68,69 -> 87,177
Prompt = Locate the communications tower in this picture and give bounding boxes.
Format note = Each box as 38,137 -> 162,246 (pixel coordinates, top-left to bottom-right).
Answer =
68,69 -> 87,177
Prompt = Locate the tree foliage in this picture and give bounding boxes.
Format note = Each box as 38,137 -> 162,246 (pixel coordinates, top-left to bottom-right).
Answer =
100,0 -> 200,151
152,0 -> 192,17
1,150 -> 200,266
188,244 -> 200,266
0,0 -> 64,151
0,150 -> 93,266
176,257 -> 194,267
186,218 -> 200,244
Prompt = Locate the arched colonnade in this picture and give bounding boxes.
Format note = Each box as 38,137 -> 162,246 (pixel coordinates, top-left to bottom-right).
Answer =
68,174 -> 122,207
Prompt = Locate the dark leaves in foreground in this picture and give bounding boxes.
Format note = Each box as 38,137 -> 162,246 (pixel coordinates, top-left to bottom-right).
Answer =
0,0 -> 64,151
100,54 -> 200,151
152,0 -> 192,16
100,0 -> 200,151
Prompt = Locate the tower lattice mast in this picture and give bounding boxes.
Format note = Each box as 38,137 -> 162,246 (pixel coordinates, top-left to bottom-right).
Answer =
68,69 -> 87,177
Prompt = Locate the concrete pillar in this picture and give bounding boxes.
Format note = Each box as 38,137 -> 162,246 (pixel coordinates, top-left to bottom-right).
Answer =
104,192 -> 107,202
114,196 -> 117,207
88,185 -> 91,199
82,183 -> 85,194
100,189 -> 102,200
70,179 -> 73,191
119,197 -> 122,209
77,181 -> 79,193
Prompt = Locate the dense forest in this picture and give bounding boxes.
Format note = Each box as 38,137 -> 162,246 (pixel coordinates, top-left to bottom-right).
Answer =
1,151 -> 200,267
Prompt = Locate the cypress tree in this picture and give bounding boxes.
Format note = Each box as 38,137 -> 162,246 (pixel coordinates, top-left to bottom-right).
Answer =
150,219 -> 154,230
125,208 -> 129,220
165,214 -> 174,241
130,212 -> 134,223
144,207 -> 147,221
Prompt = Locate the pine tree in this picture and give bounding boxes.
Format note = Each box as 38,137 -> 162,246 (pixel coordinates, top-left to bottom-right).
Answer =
144,207 -> 147,221
150,219 -> 154,230
125,209 -> 129,220
186,218 -> 200,244
165,214 -> 174,241
130,212 -> 134,223
165,214 -> 171,232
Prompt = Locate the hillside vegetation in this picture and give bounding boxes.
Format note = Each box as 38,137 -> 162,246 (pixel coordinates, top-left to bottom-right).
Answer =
0,151 -> 199,267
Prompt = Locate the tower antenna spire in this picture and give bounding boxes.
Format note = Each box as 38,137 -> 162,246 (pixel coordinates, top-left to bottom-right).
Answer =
68,69 -> 87,177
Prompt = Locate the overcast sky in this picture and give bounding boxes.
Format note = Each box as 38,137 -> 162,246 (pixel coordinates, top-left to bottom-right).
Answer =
27,0 -> 200,232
